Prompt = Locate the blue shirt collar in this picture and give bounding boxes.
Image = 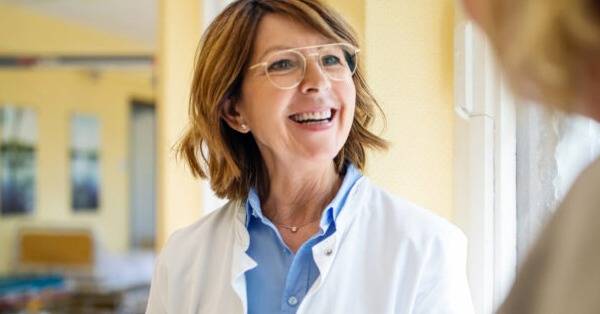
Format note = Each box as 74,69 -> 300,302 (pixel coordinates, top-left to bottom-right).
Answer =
244,163 -> 362,232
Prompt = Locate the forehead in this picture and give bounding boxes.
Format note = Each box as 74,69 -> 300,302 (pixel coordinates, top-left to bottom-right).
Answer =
251,13 -> 333,62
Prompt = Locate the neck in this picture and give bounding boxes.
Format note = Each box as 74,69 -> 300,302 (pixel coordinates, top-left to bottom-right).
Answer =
261,160 -> 342,226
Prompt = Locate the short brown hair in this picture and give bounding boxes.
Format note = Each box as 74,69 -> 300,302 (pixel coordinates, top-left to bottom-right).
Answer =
177,0 -> 388,201
486,0 -> 600,110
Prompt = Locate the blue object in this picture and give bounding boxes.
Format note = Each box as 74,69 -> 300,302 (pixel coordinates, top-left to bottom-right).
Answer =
245,164 -> 362,314
0,274 -> 66,296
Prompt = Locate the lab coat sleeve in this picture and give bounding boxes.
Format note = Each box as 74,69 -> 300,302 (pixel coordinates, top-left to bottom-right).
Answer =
145,252 -> 168,314
413,228 -> 474,314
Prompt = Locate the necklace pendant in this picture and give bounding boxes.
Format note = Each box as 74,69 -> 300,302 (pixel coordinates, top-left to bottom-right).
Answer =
291,226 -> 298,233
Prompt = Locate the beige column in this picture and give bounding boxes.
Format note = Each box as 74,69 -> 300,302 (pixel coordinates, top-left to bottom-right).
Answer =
156,0 -> 204,248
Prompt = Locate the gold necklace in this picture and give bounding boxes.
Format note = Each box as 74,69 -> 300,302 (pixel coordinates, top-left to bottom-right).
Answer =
273,216 -> 321,233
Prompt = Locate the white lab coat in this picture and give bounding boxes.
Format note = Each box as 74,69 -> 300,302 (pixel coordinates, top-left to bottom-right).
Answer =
146,177 -> 474,314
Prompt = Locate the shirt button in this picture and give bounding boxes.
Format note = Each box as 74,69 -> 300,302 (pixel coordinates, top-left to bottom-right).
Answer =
325,248 -> 333,256
287,296 -> 298,306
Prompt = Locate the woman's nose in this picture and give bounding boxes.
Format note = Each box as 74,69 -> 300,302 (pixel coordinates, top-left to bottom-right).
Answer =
299,55 -> 332,94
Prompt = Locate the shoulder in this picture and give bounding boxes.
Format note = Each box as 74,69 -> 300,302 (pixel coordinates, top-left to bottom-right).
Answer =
536,157 -> 600,246
159,201 -> 241,264
147,202 -> 244,313
498,158 -> 600,314
355,178 -> 466,246
549,157 -> 600,237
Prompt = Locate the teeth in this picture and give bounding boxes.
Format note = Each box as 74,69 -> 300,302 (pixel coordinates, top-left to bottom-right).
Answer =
291,110 -> 332,122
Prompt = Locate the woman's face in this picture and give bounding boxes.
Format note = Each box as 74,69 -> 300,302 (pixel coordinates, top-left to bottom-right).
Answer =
230,14 -> 356,167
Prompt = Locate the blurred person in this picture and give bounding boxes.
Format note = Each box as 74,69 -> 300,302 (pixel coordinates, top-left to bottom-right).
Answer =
463,0 -> 600,313
145,0 -> 473,313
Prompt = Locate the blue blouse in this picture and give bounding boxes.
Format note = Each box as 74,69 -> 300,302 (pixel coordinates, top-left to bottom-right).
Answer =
244,164 -> 362,314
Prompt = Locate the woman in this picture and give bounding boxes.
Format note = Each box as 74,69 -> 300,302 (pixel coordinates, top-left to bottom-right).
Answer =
463,0 -> 600,313
146,1 -> 473,313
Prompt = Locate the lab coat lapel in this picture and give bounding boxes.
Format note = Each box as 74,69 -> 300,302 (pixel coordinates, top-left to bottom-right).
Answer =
230,202 -> 257,314
299,178 -> 366,311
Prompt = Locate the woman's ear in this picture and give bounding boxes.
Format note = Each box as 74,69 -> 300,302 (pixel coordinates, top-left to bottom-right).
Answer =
221,98 -> 250,134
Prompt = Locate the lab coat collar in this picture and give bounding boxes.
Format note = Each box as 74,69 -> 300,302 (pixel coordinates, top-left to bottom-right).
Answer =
233,177 -> 366,246
230,199 -> 257,313
303,177 -> 365,305
229,177 -> 367,312
243,163 -> 363,233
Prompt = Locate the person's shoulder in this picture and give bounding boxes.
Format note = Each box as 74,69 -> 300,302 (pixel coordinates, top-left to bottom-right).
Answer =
159,201 -> 241,261
498,158 -> 600,314
356,178 -> 466,243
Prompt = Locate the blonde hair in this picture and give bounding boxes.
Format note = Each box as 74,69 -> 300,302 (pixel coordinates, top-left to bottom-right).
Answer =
177,0 -> 388,201
487,0 -> 600,110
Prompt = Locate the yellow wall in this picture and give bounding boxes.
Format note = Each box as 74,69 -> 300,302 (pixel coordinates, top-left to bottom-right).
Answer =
324,0 -> 365,45
326,0 -> 455,220
0,69 -> 154,273
365,0 -> 455,220
0,3 -> 152,56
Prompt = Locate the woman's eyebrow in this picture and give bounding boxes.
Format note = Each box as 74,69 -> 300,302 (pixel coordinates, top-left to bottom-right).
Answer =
256,45 -> 293,61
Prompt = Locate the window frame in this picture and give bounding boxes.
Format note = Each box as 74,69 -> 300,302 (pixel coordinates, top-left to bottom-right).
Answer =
453,18 -> 517,313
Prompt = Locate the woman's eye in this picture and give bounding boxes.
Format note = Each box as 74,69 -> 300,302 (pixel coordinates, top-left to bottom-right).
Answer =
268,59 -> 296,72
322,55 -> 342,66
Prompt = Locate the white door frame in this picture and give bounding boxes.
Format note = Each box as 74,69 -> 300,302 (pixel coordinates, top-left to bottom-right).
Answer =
453,17 -> 517,314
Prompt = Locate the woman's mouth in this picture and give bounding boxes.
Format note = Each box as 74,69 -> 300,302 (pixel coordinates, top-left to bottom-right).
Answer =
289,109 -> 336,125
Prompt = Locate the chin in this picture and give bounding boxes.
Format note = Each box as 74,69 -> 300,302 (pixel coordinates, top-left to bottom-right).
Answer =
298,144 -> 343,164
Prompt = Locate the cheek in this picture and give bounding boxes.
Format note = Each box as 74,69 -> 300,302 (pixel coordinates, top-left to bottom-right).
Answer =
337,82 -> 357,122
240,84 -> 288,125
252,93 -> 292,123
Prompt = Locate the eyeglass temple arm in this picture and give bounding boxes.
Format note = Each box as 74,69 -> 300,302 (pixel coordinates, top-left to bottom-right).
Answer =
248,62 -> 267,70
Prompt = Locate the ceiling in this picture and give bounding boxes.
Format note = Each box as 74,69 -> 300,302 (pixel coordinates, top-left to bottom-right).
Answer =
1,0 -> 157,47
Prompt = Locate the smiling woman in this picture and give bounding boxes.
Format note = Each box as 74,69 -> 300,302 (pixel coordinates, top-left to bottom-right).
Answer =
146,1 -> 474,313
179,2 -> 385,201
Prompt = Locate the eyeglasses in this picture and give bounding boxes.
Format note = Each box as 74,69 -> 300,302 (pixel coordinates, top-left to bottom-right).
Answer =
248,43 -> 360,90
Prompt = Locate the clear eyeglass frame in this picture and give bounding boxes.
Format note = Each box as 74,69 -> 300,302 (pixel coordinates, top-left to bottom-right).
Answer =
248,42 -> 360,90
